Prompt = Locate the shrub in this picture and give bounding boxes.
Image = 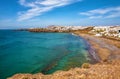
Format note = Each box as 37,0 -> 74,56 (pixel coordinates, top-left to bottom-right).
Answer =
82,63 -> 90,69
22,77 -> 29,79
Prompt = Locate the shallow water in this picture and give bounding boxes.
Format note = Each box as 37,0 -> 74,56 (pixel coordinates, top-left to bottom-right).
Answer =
0,30 -> 91,79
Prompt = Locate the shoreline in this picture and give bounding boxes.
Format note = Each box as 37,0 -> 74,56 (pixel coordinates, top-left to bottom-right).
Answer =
7,32 -> 120,79
73,32 -> 120,61
71,33 -> 100,63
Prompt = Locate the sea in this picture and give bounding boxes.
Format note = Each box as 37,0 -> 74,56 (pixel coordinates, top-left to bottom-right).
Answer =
0,30 -> 92,79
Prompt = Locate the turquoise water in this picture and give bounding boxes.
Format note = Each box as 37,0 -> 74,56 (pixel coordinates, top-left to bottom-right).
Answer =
0,30 -> 91,79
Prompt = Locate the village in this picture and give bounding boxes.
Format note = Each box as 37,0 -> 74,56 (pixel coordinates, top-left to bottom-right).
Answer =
28,25 -> 120,40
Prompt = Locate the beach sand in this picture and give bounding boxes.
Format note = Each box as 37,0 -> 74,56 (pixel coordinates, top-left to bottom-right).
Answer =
74,32 -> 120,61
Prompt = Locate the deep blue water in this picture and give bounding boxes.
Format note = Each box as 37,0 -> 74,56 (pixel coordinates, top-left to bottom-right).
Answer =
0,30 -> 91,79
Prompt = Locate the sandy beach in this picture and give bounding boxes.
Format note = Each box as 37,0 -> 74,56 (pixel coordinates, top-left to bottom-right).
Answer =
74,32 -> 120,62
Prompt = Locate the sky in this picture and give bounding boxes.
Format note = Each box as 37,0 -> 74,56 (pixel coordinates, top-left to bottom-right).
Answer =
0,0 -> 120,29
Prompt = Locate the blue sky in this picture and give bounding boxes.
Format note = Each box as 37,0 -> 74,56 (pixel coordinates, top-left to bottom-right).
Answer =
0,0 -> 120,29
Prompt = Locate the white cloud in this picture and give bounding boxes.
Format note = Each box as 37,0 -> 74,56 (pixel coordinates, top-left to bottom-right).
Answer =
18,0 -> 81,21
80,6 -> 120,19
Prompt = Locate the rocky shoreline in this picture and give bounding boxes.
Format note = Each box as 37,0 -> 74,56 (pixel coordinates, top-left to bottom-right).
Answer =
7,60 -> 120,79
